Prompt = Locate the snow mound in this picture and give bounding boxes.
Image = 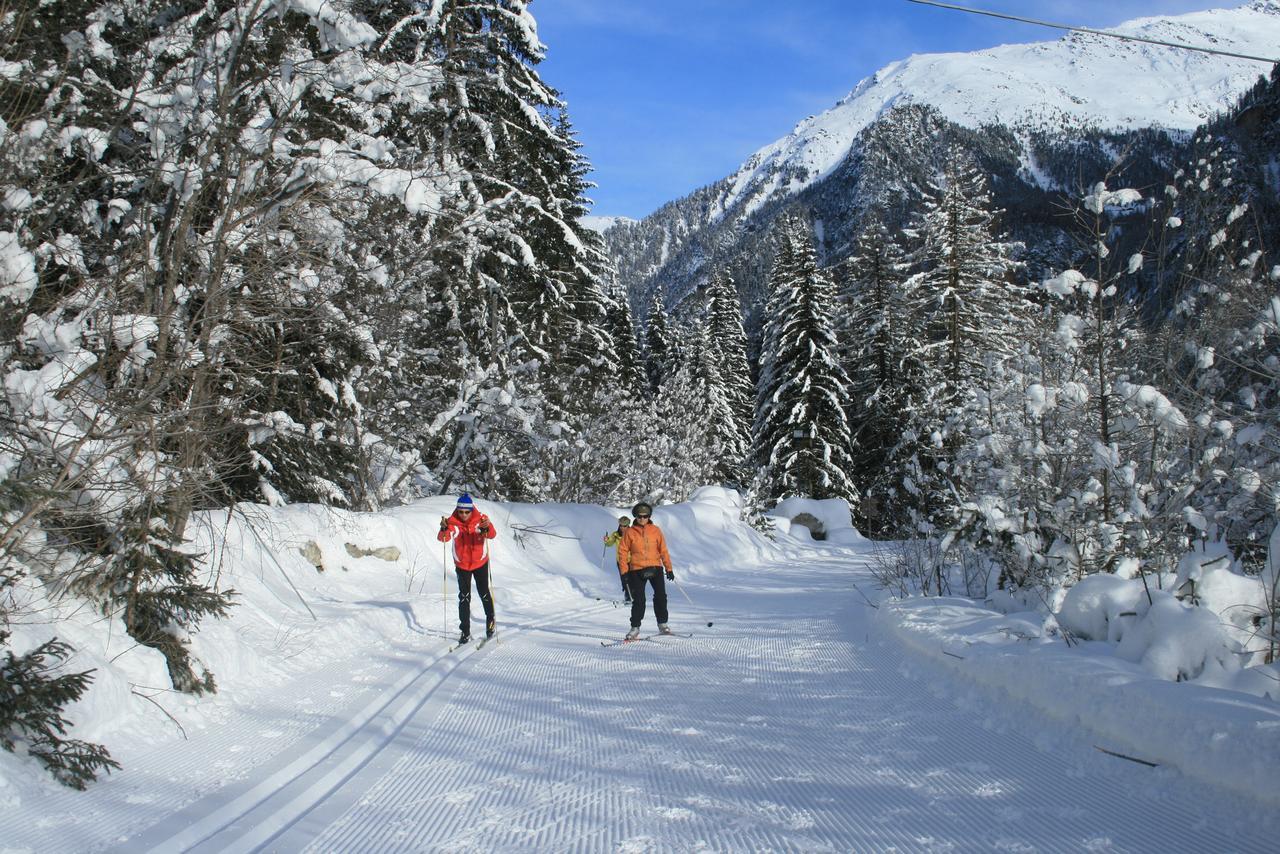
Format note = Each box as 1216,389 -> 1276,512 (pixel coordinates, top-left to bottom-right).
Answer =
1115,592 -> 1243,684
768,496 -> 864,545
1058,573 -> 1145,643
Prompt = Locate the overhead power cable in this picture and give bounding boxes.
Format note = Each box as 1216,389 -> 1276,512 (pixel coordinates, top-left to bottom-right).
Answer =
906,0 -> 1280,65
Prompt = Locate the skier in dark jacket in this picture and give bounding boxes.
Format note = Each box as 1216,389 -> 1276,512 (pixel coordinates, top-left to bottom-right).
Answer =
437,493 -> 497,644
615,502 -> 675,640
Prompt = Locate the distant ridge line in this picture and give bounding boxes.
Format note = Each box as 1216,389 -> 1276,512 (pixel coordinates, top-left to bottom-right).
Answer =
907,0 -> 1280,64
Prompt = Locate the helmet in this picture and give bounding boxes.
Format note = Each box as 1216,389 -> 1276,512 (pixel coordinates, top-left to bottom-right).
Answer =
631,502 -> 653,517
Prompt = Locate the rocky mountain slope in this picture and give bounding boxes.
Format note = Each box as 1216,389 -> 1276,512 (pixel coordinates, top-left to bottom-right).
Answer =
602,2 -> 1280,330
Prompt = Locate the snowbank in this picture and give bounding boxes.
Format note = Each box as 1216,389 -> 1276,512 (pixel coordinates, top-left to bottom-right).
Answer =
655,486 -> 781,573
881,536 -> 1280,806
880,597 -> 1280,807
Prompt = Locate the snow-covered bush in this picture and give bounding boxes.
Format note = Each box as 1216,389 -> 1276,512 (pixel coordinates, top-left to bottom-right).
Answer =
1265,523 -> 1280,663
868,538 -> 947,598
1057,573 -> 1147,643
1056,544 -> 1272,686
1115,592 -> 1244,683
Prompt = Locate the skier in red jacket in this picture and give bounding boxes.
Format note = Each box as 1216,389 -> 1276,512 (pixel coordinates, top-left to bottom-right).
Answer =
437,494 -> 497,644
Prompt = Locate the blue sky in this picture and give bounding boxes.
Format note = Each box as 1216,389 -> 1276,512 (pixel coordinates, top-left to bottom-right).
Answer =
532,0 -> 1226,219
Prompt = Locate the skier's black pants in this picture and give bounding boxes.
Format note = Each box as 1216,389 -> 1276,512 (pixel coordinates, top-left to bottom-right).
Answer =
626,567 -> 668,628
456,562 -> 494,636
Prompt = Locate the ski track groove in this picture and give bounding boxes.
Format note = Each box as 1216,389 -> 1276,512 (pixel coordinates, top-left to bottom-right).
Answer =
111,601 -> 613,854
6,639 -> 424,853
18,555 -> 1276,852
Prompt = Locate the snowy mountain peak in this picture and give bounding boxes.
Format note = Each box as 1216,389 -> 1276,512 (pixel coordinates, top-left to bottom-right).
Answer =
718,2 -> 1280,221
581,214 -> 638,234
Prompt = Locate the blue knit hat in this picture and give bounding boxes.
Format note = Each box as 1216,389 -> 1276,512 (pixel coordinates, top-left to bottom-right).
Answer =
456,493 -> 475,510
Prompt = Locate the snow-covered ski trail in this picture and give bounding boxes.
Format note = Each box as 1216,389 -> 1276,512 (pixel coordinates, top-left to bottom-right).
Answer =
223,560 -> 1271,850
17,554 -> 1273,853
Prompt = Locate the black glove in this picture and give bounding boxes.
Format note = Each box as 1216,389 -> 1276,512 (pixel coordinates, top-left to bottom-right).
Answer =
665,570 -> 674,581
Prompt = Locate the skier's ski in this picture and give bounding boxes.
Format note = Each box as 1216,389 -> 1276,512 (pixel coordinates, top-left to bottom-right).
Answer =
601,631 -> 692,647
447,632 -> 498,652
600,636 -> 644,647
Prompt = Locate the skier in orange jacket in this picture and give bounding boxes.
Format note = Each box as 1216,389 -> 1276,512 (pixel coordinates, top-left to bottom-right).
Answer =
615,502 -> 675,639
437,494 -> 497,644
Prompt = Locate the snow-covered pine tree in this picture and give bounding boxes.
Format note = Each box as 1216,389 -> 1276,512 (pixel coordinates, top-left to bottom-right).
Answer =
401,0 -> 551,499
550,272 -> 651,503
405,0 -> 624,501
901,147 -> 1026,410
835,215 -> 913,532
603,279 -> 648,394
752,219 -> 799,474
705,271 -> 753,442
751,215 -> 859,504
891,149 -> 1027,533
524,109 -> 629,499
658,315 -> 748,494
510,106 -> 618,412
644,290 -> 675,396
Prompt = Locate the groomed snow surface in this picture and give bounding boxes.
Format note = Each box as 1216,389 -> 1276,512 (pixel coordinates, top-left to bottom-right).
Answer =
3,489 -> 1278,852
